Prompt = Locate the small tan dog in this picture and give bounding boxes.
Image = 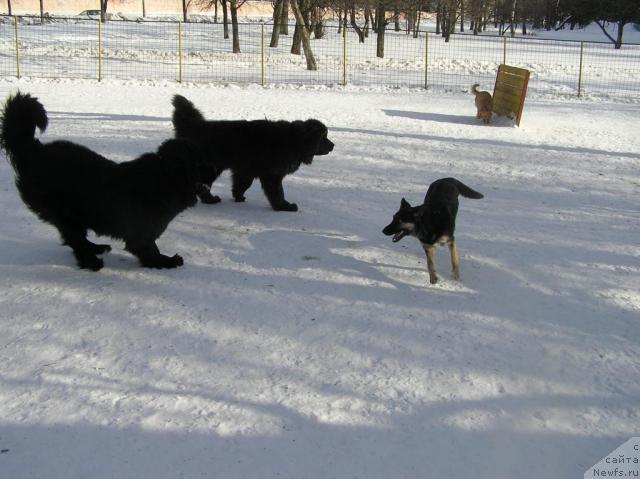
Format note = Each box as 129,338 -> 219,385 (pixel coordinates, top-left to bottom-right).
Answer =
471,84 -> 493,124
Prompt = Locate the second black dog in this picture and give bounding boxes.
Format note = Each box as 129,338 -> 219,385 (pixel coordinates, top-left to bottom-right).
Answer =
382,177 -> 483,285
171,94 -> 334,212
0,92 -> 201,271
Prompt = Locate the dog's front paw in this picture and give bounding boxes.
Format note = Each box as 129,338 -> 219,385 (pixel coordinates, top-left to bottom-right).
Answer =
429,274 -> 439,285
169,254 -> 184,267
452,270 -> 460,280
234,195 -> 246,202
78,255 -> 104,272
140,254 -> 184,269
275,202 -> 298,212
201,194 -> 221,204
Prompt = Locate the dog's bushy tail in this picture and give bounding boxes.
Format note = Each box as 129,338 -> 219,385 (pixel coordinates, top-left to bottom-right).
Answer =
471,84 -> 481,95
0,92 -> 48,173
171,94 -> 204,137
452,178 -> 484,199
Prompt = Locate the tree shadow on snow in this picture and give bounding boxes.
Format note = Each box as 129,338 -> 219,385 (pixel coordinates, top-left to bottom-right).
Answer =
0,396 -> 628,479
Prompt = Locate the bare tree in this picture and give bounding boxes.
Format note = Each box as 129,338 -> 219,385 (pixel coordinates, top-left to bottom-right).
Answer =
270,0 -> 284,46
222,0 -> 229,37
182,0 -> 188,22
290,0 -> 317,69
7,0 -> 11,16
280,0 -> 290,34
229,0 -> 246,53
375,2 -> 387,57
100,0 -> 109,22
142,0 -> 146,17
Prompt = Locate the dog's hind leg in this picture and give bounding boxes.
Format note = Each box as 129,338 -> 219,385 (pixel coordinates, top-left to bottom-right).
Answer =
449,240 -> 460,280
196,166 -> 222,204
59,226 -> 104,271
231,171 -> 254,202
259,175 -> 298,212
422,244 -> 438,285
196,183 -> 221,204
125,240 -> 184,269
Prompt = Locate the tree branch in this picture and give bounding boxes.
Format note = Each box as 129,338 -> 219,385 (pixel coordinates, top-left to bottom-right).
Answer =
594,19 -> 617,45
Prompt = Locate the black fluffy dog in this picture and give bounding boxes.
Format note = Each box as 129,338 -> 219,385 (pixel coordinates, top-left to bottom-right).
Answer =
171,94 -> 334,212
383,178 -> 483,285
0,92 -> 200,271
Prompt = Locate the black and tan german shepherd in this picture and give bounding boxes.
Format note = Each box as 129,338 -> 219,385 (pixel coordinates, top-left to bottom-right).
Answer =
382,178 -> 483,285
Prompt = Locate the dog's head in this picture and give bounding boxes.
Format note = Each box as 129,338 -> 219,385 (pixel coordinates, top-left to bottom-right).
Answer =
382,198 -> 420,243
157,138 -> 203,206
299,119 -> 334,164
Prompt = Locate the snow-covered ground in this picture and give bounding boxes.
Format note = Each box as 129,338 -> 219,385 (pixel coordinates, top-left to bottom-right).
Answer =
1,16 -> 639,97
0,78 -> 638,478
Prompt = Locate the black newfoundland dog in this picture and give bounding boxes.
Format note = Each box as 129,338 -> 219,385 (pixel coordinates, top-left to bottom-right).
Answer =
171,94 -> 334,212
0,92 -> 200,271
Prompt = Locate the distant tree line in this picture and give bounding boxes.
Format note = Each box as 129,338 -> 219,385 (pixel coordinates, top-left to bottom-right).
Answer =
10,0 -> 635,69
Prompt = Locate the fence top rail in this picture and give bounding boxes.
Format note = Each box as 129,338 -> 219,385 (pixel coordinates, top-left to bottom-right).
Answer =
2,13 -> 639,48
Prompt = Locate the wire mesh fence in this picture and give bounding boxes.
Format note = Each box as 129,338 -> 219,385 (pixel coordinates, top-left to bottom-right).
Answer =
1,15 -> 639,97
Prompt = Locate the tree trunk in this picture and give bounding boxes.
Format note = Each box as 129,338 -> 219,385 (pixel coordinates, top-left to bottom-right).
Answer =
509,0 -> 516,37
290,0 -> 316,70
214,0 -> 218,22
350,7 -> 365,43
314,18 -> 324,39
291,24 -> 302,54
376,4 -> 385,58
594,19 -> 625,49
222,0 -> 229,39
39,0 -> 44,22
615,21 -> 624,49
394,9 -> 400,31
460,0 -> 465,32
270,0 -> 283,47
230,0 -> 240,53
100,0 -> 108,22
435,1 -> 441,35
7,0 -> 11,16
280,0 -> 289,35
182,0 -> 188,22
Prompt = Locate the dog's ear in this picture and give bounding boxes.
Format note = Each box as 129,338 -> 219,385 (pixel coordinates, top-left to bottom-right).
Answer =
400,198 -> 411,209
303,119 -> 325,134
157,139 -> 199,179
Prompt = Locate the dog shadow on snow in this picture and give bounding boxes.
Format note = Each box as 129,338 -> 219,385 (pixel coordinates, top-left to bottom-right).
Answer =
226,228 -> 427,296
383,109 -> 516,127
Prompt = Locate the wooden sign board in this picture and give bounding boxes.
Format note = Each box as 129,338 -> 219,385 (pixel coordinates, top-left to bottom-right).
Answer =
493,64 -> 530,126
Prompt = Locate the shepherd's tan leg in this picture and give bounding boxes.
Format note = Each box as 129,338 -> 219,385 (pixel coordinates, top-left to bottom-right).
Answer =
422,244 -> 438,284
449,240 -> 460,280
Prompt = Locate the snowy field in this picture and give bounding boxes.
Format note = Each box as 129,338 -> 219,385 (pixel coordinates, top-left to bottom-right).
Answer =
1,16 -> 639,97
0,78 -> 638,478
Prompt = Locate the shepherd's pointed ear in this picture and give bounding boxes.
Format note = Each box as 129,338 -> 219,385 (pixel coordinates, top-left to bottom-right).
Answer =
401,198 -> 411,208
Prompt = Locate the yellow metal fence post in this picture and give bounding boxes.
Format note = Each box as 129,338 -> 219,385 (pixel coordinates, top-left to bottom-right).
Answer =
178,22 -> 183,83
577,41 -> 584,97
261,22 -> 265,86
424,32 -> 428,89
98,18 -> 102,81
13,16 -> 20,79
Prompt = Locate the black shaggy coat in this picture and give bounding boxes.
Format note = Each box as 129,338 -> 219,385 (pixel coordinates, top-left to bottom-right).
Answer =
172,94 -> 334,212
0,92 -> 200,271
